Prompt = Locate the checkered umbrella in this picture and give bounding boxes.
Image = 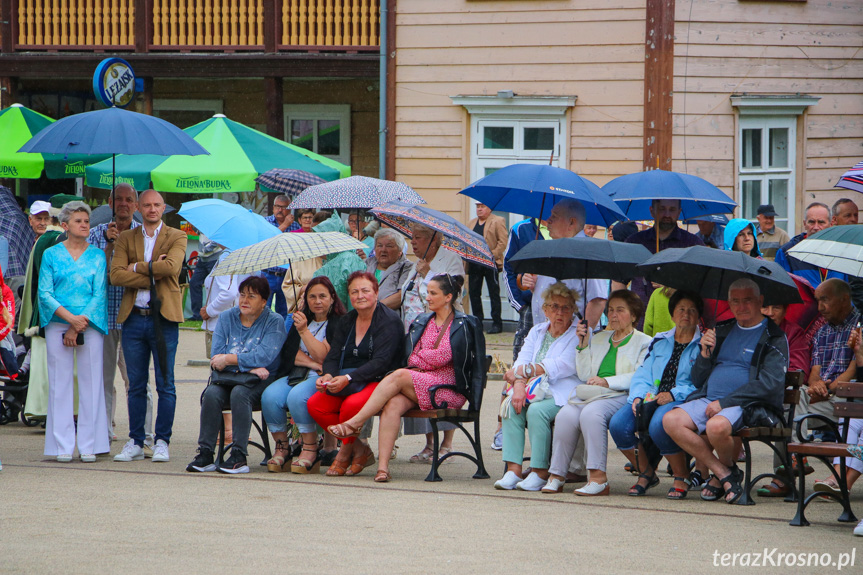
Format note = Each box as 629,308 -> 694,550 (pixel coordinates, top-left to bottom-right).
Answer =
211,231 -> 366,276
835,161 -> 863,194
255,169 -> 327,196
289,175 -> 426,209
370,201 -> 497,269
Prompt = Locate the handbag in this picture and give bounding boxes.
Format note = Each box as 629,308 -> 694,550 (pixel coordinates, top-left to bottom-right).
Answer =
286,365 -> 310,386
209,369 -> 261,388
634,399 -> 660,435
500,374 -> 549,419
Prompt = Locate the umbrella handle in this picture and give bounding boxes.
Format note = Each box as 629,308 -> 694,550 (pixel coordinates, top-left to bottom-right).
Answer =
289,258 -> 298,313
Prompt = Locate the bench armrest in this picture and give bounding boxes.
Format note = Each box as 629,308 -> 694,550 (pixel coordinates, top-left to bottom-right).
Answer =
429,384 -> 459,410
793,414 -> 840,443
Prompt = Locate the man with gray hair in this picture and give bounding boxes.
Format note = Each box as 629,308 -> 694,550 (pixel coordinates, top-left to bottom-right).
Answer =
663,278 -> 789,503
775,201 -> 845,289
831,198 -> 859,227
518,199 -> 607,327
87,183 -> 154,447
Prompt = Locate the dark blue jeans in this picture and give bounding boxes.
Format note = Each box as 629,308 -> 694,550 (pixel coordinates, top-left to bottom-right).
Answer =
189,257 -> 217,321
121,313 -> 179,447
264,272 -> 287,318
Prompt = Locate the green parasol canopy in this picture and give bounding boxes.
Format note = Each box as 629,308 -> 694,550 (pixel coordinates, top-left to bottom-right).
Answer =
0,104 -> 109,179
84,114 -> 350,192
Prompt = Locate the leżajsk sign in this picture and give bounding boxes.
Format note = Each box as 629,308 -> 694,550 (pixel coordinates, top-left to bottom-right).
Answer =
93,58 -> 136,108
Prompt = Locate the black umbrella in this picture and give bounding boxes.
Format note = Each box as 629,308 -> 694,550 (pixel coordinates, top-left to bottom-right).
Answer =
509,237 -> 652,283
89,203 -> 176,227
636,246 -> 802,305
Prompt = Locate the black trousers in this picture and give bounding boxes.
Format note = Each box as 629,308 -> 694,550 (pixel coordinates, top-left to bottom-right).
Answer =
468,265 -> 502,326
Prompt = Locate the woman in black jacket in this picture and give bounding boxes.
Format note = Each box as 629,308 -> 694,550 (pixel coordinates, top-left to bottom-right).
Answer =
307,271 -> 404,477
328,273 -> 485,482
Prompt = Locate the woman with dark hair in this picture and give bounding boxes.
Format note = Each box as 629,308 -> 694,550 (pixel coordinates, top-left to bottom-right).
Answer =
608,290 -> 704,499
292,209 -> 316,233
541,289 -> 652,495
307,271 -> 403,477
186,276 -> 286,475
261,276 -> 347,473
328,274 -> 485,482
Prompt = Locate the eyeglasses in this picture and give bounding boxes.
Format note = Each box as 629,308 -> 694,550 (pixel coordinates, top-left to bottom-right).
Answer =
273,204 -> 290,211
543,303 -> 574,313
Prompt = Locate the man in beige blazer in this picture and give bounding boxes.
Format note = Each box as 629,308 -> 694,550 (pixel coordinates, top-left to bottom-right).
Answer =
467,202 -> 507,333
109,190 -> 187,464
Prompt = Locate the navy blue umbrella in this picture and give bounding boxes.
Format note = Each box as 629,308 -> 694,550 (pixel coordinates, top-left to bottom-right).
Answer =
457,164 -> 626,227
603,169 -> 736,221
509,237 -> 652,283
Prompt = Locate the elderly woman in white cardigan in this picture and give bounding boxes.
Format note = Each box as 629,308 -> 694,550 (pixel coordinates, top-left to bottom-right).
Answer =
494,282 -> 581,491
541,290 -> 652,496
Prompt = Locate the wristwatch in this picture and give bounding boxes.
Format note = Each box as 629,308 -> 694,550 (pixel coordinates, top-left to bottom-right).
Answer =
345,374 -> 352,382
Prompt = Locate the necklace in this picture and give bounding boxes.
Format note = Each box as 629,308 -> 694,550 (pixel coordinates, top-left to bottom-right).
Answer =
611,329 -> 633,344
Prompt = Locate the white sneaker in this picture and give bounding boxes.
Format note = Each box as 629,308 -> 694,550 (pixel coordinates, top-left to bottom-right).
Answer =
56,454 -> 72,463
854,519 -> 863,537
574,481 -> 610,496
151,439 -> 170,462
541,477 -> 566,493
494,470 -> 522,490
114,440 -> 144,462
80,454 -> 96,463
516,471 -> 547,492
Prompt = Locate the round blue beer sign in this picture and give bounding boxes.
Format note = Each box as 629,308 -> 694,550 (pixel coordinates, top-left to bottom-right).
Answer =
93,58 -> 136,108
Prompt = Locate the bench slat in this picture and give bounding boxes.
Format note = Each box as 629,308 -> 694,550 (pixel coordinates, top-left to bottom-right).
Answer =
787,442 -> 852,457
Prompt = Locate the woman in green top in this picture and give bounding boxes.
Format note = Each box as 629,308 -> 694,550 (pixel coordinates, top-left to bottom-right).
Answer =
543,290 -> 653,496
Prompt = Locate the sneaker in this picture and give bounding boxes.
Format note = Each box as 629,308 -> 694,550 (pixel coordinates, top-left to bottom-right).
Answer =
113,440 -> 144,462
151,439 -> 170,462
56,454 -> 73,463
491,428 -> 503,451
516,471 -> 547,492
217,448 -> 249,474
488,324 -> 503,335
494,470 -> 521,490
854,519 -> 863,537
80,454 -> 96,463
186,448 -> 216,472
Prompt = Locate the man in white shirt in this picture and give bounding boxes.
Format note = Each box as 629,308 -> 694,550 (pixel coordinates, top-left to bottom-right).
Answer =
519,199 -> 607,329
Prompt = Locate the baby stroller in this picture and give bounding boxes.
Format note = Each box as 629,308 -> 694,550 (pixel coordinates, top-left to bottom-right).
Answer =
0,331 -> 37,426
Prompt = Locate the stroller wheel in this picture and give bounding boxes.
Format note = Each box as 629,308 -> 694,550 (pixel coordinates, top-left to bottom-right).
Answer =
22,412 -> 40,427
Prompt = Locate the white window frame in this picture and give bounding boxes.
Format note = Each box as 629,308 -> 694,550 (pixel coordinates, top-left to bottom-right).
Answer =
283,104 -> 351,166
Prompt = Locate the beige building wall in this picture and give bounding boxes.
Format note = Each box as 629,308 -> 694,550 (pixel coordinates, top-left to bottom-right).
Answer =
394,0 -> 647,220
672,0 -> 863,231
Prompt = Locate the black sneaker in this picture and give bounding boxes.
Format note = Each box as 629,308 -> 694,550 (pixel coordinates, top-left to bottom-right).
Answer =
186,448 -> 216,472
217,448 -> 249,474
488,324 -> 503,334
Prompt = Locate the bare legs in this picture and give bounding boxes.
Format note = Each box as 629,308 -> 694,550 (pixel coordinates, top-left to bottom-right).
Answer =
340,369 -> 419,431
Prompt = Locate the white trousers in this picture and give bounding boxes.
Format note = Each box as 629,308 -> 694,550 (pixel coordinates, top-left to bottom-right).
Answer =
44,323 -> 110,456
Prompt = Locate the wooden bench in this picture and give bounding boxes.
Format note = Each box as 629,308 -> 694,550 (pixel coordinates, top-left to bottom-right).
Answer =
788,382 -> 863,526
402,355 -> 492,482
736,370 -> 806,505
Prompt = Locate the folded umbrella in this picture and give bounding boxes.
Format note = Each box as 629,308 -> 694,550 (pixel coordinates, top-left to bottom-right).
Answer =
509,237 -> 652,283
787,224 -> 863,277
255,169 -> 327,196
370,201 -> 496,269
178,199 -> 280,251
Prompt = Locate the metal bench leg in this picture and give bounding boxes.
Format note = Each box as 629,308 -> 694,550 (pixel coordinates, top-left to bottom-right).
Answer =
789,456 -> 810,526
837,462 -> 858,523
425,419 -> 443,482
472,417 -> 489,479
738,438 -> 755,506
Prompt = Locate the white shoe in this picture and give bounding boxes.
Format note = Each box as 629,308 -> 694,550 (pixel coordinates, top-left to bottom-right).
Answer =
80,454 -> 96,463
56,454 -> 72,463
494,470 -> 522,490
114,440 -> 144,462
541,477 -> 566,493
854,519 -> 863,537
151,439 -> 170,462
516,471 -> 547,492
574,481 -> 610,496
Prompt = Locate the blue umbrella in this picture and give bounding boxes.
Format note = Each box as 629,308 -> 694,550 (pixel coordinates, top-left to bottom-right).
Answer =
603,169 -> 736,221
457,164 -> 626,226
178,199 -> 280,251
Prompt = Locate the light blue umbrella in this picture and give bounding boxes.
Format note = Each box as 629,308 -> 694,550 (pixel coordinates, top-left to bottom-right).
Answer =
178,199 -> 280,251
603,169 -> 737,221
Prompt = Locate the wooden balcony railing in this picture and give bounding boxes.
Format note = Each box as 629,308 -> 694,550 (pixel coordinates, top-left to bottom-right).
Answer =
4,0 -> 379,51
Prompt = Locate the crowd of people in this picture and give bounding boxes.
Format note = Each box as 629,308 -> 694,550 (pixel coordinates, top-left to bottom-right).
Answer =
1,184 -> 862,536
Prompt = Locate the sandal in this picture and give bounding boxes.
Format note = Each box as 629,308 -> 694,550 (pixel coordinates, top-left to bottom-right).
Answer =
374,469 -> 392,483
345,444 -> 376,476
438,446 -> 455,465
266,440 -> 292,473
700,475 -> 725,501
719,465 -> 744,504
327,421 -> 361,440
757,480 -> 790,498
667,476 -> 688,500
291,446 -> 321,474
409,444 -> 434,464
628,472 -> 660,496
325,455 -> 351,476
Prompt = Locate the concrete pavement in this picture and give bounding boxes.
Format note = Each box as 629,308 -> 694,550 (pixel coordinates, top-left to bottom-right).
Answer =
0,330 -> 860,574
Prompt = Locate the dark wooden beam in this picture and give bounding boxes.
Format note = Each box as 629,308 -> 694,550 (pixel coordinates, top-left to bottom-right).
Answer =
643,0 -> 674,171
265,76 -> 284,139
134,0 -> 152,52
384,0 -> 396,181
0,52 -> 379,78
0,0 -> 14,53
263,0 -> 281,53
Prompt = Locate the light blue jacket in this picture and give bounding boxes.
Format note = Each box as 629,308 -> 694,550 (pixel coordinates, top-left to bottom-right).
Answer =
211,307 -> 287,373
38,243 -> 108,334
626,326 -> 702,404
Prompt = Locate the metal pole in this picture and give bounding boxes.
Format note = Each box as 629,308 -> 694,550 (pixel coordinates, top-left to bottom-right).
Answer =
378,1 -> 388,179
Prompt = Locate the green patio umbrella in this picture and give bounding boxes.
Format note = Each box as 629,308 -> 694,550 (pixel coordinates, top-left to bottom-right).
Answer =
84,114 -> 350,193
0,103 -> 109,179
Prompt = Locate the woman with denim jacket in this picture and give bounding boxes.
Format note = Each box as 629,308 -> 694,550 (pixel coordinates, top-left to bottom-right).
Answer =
608,290 -> 704,499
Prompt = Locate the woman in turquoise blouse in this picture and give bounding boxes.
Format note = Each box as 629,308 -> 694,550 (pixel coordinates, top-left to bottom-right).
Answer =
38,201 -> 109,463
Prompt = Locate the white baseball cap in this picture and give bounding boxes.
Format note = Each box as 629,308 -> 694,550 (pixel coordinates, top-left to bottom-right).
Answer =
29,200 -> 52,216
